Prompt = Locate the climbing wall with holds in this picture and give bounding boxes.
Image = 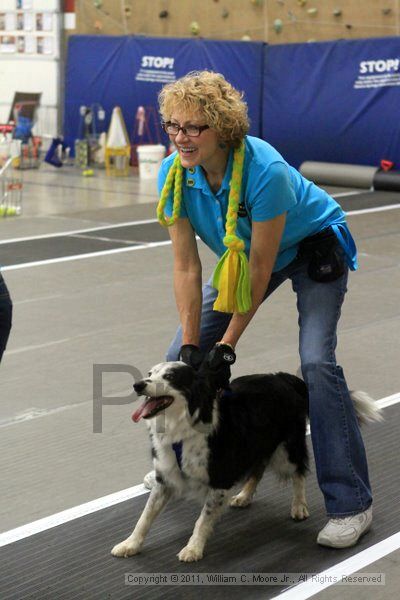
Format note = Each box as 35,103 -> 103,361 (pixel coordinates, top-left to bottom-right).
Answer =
269,0 -> 399,44
73,0 -> 267,40
70,0 -> 400,44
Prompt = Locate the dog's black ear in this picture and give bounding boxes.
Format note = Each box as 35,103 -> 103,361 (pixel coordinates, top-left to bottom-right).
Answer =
198,364 -> 231,393
188,374 -> 215,424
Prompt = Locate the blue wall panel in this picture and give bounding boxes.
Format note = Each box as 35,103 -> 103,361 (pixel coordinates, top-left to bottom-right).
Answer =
64,36 -> 264,147
64,35 -> 400,169
263,37 -> 400,168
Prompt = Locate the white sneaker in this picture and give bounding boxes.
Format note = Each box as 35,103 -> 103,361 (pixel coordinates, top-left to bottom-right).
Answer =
143,470 -> 156,490
317,506 -> 373,548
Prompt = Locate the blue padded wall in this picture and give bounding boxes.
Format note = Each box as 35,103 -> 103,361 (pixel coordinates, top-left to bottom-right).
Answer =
263,37 -> 400,168
64,35 -> 400,169
64,36 -> 264,148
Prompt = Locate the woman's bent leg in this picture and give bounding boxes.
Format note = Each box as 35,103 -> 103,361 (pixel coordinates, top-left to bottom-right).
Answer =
292,264 -> 372,517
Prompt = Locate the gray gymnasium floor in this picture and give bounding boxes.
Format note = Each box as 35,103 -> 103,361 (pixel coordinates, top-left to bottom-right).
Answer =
0,164 -> 399,599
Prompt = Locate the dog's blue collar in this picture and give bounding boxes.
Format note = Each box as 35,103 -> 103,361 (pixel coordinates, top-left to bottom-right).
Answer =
172,441 -> 183,470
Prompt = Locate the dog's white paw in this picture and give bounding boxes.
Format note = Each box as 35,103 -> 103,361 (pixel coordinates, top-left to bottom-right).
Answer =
230,492 -> 252,508
291,502 -> 310,521
178,544 -> 203,562
111,538 -> 142,557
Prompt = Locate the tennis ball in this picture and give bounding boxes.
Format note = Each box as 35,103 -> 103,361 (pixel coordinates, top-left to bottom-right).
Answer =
0,206 -> 17,216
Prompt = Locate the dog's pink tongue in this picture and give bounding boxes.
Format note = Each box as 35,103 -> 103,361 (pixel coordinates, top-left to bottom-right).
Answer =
132,398 -> 158,422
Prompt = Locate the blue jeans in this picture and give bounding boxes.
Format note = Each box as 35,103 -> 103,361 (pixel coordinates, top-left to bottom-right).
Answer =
0,272 -> 12,363
166,255 -> 372,517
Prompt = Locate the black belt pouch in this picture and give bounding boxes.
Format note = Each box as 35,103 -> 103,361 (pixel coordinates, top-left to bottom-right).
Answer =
298,227 -> 346,283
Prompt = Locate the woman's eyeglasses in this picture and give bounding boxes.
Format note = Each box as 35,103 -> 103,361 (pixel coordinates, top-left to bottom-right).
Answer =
162,122 -> 209,137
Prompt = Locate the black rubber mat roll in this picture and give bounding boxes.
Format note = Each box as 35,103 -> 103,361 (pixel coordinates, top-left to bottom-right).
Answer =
300,161 -> 377,189
373,169 -> 400,192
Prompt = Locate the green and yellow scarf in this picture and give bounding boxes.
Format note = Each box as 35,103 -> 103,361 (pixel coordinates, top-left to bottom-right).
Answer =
157,142 -> 251,314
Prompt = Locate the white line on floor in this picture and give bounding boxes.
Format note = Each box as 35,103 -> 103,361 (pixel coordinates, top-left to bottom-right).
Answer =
1,240 -> 172,272
0,402 -> 90,429
13,293 -> 64,305
2,200 -> 399,272
332,190 -> 370,198
0,392 -> 398,548
0,188 -> 394,248
376,391 -> 400,409
0,218 -> 158,245
70,233 -> 139,245
271,532 -> 400,600
0,485 -> 148,548
5,337 -> 74,354
347,203 -> 400,216
0,190 -> 363,245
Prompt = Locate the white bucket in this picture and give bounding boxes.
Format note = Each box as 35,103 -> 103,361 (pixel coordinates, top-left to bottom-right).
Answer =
137,144 -> 166,179
0,141 -> 10,165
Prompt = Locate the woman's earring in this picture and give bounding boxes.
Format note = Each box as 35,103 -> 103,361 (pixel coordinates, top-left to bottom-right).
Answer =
218,142 -> 227,149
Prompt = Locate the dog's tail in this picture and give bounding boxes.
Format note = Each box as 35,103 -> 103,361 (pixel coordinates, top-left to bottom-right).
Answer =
296,367 -> 383,425
350,390 -> 383,425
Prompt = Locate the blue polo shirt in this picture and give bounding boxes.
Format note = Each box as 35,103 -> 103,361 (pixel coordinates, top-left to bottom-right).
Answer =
157,135 -> 356,272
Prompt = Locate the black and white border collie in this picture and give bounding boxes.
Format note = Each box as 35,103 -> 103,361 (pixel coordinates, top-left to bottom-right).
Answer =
111,362 -> 381,562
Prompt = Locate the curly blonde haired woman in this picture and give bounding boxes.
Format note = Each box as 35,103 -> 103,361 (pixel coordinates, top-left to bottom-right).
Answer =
152,70 -> 373,549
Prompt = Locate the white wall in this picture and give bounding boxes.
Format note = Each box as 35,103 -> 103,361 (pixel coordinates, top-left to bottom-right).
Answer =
0,0 -> 60,137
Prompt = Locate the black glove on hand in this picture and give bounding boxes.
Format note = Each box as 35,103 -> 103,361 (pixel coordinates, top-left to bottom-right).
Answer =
179,344 -> 204,370
204,343 -> 236,389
